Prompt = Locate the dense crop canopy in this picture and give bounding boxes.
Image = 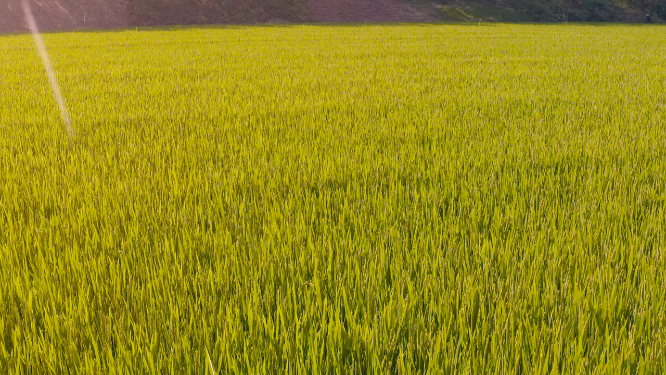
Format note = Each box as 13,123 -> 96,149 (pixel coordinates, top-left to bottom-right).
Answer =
1,24 -> 666,373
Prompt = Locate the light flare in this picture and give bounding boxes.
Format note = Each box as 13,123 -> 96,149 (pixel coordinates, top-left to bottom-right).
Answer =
22,0 -> 74,138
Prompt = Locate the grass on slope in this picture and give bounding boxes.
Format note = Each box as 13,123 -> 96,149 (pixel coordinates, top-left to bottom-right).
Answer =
1,24 -> 666,373
438,0 -> 665,22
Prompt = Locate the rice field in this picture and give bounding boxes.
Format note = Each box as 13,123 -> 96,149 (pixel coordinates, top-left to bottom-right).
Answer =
1,23 -> 666,373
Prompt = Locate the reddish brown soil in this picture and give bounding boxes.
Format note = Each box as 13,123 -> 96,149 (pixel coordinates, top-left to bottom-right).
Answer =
307,0 -> 441,23
0,0 -> 440,34
0,0 -> 128,33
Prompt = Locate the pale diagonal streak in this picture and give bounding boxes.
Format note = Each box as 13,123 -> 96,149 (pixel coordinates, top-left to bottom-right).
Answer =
22,0 -> 74,138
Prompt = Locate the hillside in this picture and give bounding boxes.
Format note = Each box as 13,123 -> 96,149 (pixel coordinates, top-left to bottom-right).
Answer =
0,0 -> 127,33
126,0 -> 664,25
125,0 -> 309,26
440,0 -> 664,22
307,0 -> 440,22
1,0 -> 663,34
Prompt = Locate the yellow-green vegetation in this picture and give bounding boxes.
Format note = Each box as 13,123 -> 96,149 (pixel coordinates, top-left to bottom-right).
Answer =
1,24 -> 666,373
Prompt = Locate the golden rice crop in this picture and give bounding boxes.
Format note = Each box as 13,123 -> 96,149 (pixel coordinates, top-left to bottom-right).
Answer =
1,24 -> 666,373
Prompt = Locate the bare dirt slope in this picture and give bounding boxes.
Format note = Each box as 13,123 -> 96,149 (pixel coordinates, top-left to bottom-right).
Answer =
0,0 -> 128,33
1,0 -> 443,34
307,0 -> 441,23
